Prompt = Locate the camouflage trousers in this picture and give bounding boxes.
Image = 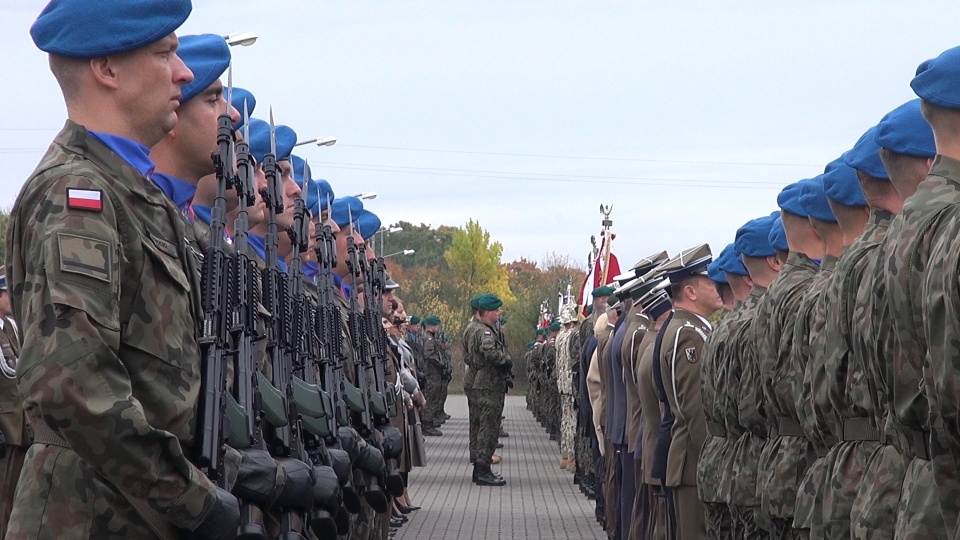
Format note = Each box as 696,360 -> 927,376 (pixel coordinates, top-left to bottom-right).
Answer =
851,443 -> 905,540
761,435 -> 813,523
0,444 -> 26,539
438,376 -> 451,416
474,390 -> 506,467
704,502 -> 732,540
347,498 -> 384,540
422,371 -> 444,428
768,518 -> 802,540
544,383 -> 560,434
821,440 -> 878,539
576,429 -> 596,477
465,388 -> 479,461
731,505 -> 765,540
560,393 -> 576,460
931,425 -> 960,532
895,457 -> 947,539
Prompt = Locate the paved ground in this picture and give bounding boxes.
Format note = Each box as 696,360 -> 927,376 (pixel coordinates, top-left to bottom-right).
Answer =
397,394 -> 605,540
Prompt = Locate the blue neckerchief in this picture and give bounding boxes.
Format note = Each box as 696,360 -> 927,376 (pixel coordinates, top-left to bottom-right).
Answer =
811,258 -> 822,267
88,131 -> 155,180
249,234 -> 288,272
304,261 -> 320,280
151,172 -> 197,211
192,204 -> 213,225
332,273 -> 350,297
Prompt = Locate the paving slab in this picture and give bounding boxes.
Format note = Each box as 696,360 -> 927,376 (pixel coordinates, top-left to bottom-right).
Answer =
397,394 -> 605,540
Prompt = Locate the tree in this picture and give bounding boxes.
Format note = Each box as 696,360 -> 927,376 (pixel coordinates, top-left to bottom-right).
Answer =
444,219 -> 515,320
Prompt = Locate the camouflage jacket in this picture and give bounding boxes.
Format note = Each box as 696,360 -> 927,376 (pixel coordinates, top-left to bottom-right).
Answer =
556,327 -> 576,395
461,321 -> 479,391
466,319 -> 511,391
884,155 -> 960,438
0,316 -> 25,447
421,329 -> 444,373
6,122 -> 216,537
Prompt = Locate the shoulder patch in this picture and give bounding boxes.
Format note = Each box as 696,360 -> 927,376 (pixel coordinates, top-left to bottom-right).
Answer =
685,347 -> 698,363
57,232 -> 112,283
484,331 -> 492,335
66,188 -> 104,212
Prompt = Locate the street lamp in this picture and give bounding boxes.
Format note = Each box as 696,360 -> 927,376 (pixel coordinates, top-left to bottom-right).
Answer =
295,136 -> 338,147
377,225 -> 403,253
224,32 -> 259,47
348,192 -> 377,200
382,249 -> 415,259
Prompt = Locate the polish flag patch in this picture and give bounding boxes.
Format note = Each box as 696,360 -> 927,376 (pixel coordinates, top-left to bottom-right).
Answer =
66,188 -> 103,211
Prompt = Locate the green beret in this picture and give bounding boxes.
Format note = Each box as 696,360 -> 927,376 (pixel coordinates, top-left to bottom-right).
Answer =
476,293 -> 503,311
469,294 -> 482,309
548,321 -> 561,332
409,316 -> 421,325
526,340 -> 535,350
424,315 -> 441,326
537,328 -> 548,337
592,285 -> 615,298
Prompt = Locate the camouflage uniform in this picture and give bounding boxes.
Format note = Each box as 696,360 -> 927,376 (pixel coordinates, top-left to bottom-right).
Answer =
465,319 -> 511,468
756,252 -> 816,540
420,329 -> 445,429
698,305 -> 738,540
819,209 -> 893,538
884,156 -> 960,538
791,255 -> 837,537
462,321 -> 480,462
556,326 -> 577,462
0,315 -> 25,539
6,123 -> 217,538
727,286 -> 767,539
541,336 -> 560,436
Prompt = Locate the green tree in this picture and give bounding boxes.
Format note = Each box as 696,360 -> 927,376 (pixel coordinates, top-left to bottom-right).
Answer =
444,219 -> 515,319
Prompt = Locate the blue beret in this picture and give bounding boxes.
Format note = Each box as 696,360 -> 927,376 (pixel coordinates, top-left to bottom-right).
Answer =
768,216 -> 788,252
735,215 -> 777,258
822,157 -> 867,208
911,46 -> 960,109
842,126 -> 888,180
31,0 -> 191,58
0,273 -> 6,291
777,181 -> 809,218
718,242 -> 748,277
232,88 -> 256,131
875,99 -> 936,158
331,197 -> 364,228
356,210 -> 382,241
177,35 -> 230,103
706,258 -> 728,284
247,120 -> 298,163
799,175 -> 837,222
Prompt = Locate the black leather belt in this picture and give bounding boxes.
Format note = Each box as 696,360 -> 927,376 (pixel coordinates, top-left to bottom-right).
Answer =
775,416 -> 804,437
706,421 -> 726,438
841,417 -> 880,442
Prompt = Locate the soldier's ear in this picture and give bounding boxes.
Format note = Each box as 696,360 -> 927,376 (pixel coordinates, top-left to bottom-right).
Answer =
89,55 -> 121,90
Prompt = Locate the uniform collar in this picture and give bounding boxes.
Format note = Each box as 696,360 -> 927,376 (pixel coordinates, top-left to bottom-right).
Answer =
87,130 -> 155,180
150,172 -> 197,211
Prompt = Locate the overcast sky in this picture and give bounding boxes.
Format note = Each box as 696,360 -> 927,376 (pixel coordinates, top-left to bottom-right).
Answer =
3,1 -> 958,270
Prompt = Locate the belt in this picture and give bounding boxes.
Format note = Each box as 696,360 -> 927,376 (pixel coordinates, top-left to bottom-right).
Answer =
774,416 -> 804,437
907,428 -> 931,460
29,416 -> 68,447
706,421 -> 726,438
841,417 -> 880,442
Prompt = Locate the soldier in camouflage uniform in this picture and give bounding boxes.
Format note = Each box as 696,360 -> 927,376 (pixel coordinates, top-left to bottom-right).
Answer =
0,270 -> 25,538
6,3 -> 247,537
556,303 -> 579,471
462,297 -> 482,464
756,184 -> 821,540
851,99 -> 935,540
464,293 -> 511,486
728,215 -> 780,539
420,316 -> 445,436
542,322 -> 562,441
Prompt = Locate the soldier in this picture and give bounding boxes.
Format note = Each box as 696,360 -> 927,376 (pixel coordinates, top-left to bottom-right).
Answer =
464,293 -> 511,486
542,321 -> 562,441
887,45 -> 960,536
852,99 -> 935,539
463,296 -> 482,464
756,182 -> 822,540
6,1 -> 247,537
728,215 -> 781,538
556,302 -> 580,471
0,269 -> 24,538
652,245 -> 720,540
420,316 -> 445,436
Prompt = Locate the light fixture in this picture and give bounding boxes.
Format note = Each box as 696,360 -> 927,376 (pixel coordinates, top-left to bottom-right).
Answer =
294,136 -> 338,147
382,249 -> 415,259
224,32 -> 259,47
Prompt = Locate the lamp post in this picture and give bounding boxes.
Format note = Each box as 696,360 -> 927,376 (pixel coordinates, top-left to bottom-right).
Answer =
294,136 -> 338,147
224,32 -> 259,46
377,225 -> 403,254
348,192 -> 377,201
382,249 -> 415,259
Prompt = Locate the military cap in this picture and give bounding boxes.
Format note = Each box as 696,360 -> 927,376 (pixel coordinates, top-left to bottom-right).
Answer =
591,285 -> 616,298
537,328 -> 548,337
799,175 -> 837,222
384,274 -> 399,291
331,197 -> 364,228
356,210 -> 382,241
735,216 -> 777,258
548,321 -> 561,332
639,287 -> 671,319
423,315 -> 441,326
660,244 -> 713,283
769,215 -> 789,252
911,45 -> 960,109
608,298 -> 622,311
707,258 -> 728,284
842,126 -> 889,180
615,261 -> 667,300
777,180 -> 810,218
232,88 -> 256,130
177,34 -> 230,104
613,250 -> 669,282
409,315 -> 421,325
875,99 -> 936,158
0,267 -> 7,292
476,293 -> 504,311
717,242 -> 749,277
822,157 -> 867,207
31,0 -> 191,58
247,120 -> 297,163
469,295 -> 482,309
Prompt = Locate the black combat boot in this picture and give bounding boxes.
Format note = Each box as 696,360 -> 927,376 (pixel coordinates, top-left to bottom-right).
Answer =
473,464 -> 506,486
422,425 -> 443,437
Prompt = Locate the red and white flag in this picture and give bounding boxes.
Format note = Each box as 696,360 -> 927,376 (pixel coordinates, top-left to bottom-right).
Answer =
66,188 -> 103,211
